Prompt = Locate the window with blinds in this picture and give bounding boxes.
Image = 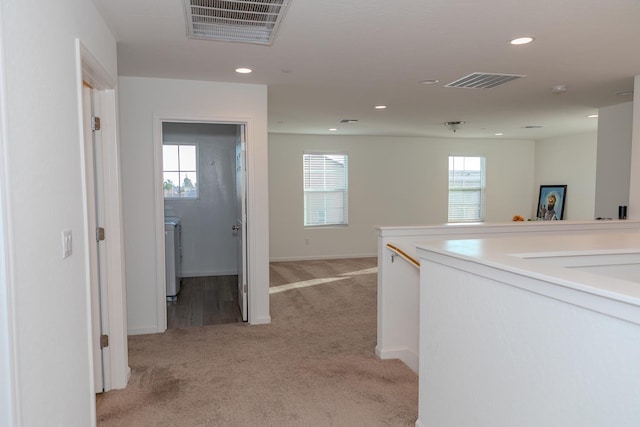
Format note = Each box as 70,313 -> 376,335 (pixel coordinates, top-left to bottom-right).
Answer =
448,156 -> 486,222
303,153 -> 348,226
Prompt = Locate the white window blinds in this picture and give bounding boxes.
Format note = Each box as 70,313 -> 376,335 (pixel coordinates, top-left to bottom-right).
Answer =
448,156 -> 486,222
303,153 -> 348,226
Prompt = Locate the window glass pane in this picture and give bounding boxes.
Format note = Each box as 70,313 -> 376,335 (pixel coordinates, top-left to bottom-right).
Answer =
179,145 -> 197,170
180,172 -> 198,198
304,191 -> 348,225
465,157 -> 482,170
163,145 -> 179,171
163,172 -> 180,198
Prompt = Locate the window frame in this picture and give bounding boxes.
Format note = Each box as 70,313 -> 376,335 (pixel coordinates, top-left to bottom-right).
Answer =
447,155 -> 486,223
162,143 -> 199,200
303,151 -> 349,227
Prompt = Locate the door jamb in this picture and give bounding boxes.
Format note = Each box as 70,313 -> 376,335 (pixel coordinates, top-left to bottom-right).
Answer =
0,2 -> 19,423
153,114 -> 252,330
76,39 -> 129,392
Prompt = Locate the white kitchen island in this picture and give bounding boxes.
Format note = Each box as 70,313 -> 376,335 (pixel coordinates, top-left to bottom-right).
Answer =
415,231 -> 640,427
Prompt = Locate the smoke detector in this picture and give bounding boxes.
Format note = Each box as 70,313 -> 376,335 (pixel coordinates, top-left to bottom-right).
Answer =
445,121 -> 465,132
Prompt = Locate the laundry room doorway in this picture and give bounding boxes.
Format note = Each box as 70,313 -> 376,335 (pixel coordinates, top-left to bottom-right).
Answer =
159,120 -> 248,328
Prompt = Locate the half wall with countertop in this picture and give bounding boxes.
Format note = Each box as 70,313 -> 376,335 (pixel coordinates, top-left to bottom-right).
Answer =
376,220 -> 640,373
415,229 -> 640,426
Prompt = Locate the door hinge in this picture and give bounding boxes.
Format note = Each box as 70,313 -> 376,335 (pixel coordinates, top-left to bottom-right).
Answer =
100,334 -> 109,349
91,116 -> 101,131
243,284 -> 248,293
96,227 -> 105,242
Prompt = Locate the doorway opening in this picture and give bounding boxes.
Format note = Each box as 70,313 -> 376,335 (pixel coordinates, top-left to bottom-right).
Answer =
159,121 -> 248,328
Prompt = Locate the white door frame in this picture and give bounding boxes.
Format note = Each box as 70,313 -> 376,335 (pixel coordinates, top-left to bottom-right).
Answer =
235,125 -> 248,321
153,114 -> 253,330
76,40 -> 130,393
81,83 -> 107,393
0,1 -> 19,422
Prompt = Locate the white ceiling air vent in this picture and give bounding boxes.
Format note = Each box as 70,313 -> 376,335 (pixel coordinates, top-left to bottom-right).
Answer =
446,73 -> 526,89
184,0 -> 291,45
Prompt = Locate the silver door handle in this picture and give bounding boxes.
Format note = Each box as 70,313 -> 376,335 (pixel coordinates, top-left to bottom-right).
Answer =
232,225 -> 240,231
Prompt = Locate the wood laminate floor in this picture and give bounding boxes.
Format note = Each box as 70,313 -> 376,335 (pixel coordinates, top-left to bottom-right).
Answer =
167,275 -> 243,329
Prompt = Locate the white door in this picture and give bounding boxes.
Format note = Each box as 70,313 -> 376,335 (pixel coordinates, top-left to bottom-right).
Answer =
82,84 -> 109,392
235,125 -> 248,321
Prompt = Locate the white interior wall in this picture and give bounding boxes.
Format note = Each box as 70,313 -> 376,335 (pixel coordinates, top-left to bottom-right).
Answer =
269,134 -> 536,261
595,102 -> 633,219
0,0 -> 117,425
534,131 -> 597,220
163,122 -> 239,277
119,76 -> 269,333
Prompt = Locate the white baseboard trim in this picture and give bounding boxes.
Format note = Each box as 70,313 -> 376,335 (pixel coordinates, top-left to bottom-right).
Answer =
127,327 -> 160,336
111,366 -> 131,390
375,345 -> 418,373
180,269 -> 238,278
269,253 -> 377,262
250,315 -> 271,325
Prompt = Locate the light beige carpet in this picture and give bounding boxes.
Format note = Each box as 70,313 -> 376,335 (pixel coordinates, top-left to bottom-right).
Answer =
96,258 -> 418,426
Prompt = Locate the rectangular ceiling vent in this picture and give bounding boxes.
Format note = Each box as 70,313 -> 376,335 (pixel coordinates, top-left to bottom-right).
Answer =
184,0 -> 291,45
445,73 -> 526,89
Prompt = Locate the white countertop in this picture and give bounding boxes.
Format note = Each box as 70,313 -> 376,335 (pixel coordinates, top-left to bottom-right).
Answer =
416,231 -> 640,324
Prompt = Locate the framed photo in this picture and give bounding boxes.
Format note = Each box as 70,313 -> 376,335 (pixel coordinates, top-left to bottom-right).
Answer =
537,185 -> 566,220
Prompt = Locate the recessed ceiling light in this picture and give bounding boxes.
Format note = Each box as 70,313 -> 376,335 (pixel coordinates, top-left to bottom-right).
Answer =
510,36 -> 534,45
420,79 -> 439,85
235,67 -> 253,74
329,128 -> 338,132
374,105 -> 387,109
495,133 -> 504,136
551,84 -> 567,94
587,114 -> 599,118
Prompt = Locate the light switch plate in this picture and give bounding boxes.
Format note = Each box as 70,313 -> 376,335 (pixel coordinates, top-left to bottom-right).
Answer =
62,230 -> 72,258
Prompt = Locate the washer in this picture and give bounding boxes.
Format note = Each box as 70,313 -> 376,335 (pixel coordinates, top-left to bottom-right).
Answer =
164,217 -> 182,301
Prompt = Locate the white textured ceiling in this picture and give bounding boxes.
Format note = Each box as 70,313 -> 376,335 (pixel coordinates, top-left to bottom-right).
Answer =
94,0 -> 640,139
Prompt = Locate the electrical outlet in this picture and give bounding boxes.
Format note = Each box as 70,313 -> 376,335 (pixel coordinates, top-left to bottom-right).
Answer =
62,230 -> 72,258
